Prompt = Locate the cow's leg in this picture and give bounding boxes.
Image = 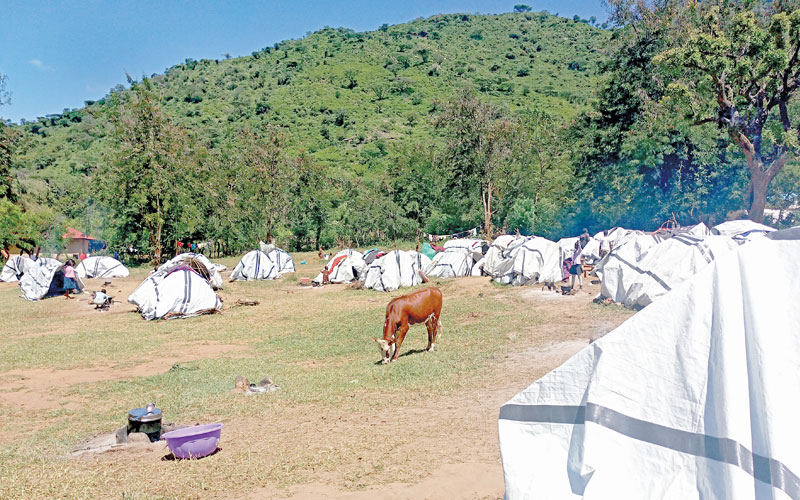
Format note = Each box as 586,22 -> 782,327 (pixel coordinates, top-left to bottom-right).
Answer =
425,314 -> 439,352
430,310 -> 442,348
425,316 -> 435,351
392,321 -> 409,361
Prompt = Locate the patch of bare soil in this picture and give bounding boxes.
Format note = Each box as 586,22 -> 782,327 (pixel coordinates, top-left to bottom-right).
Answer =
279,463 -> 502,500
0,342 -> 251,411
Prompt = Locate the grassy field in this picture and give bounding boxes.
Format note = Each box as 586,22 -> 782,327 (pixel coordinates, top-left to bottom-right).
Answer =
0,251 -> 633,499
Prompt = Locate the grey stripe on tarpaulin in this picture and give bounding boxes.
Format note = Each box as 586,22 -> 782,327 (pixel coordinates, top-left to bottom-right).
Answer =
499,403 -> 800,500
613,254 -> 671,291
395,252 -> 403,283
101,262 -> 123,277
768,227 -> 800,241
499,404 -> 585,424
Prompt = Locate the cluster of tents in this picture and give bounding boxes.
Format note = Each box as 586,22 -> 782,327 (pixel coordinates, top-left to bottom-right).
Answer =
593,220 -> 775,308
303,220 -> 778,309
309,237 -> 566,292
1,255 -> 130,300
499,226 -> 797,499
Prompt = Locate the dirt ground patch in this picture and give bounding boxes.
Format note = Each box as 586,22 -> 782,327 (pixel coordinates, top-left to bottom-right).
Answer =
0,342 -> 252,412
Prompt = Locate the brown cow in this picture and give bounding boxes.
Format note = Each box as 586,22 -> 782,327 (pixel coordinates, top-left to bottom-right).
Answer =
373,287 -> 442,364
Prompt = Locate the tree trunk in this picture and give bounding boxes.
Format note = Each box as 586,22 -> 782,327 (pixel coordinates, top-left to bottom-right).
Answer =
733,133 -> 787,223
747,172 -> 769,223
315,217 -> 323,252
482,183 -> 493,238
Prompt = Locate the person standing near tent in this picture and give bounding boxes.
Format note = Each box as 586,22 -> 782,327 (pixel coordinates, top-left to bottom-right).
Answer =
569,241 -> 583,290
63,259 -> 78,299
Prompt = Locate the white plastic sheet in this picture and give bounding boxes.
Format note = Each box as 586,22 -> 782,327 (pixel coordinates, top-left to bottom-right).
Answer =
230,248 -> 295,281
75,256 -> 129,278
499,228 -> 800,499
312,249 -> 366,284
362,250 -> 432,292
128,267 -> 222,320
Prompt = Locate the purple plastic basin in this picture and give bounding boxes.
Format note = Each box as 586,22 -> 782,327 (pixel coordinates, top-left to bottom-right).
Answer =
162,423 -> 223,459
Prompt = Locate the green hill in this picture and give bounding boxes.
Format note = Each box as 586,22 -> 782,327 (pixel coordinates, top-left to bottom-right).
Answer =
7,11 -> 609,249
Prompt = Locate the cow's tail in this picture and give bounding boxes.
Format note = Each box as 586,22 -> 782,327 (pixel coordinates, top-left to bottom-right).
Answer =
436,318 -> 443,338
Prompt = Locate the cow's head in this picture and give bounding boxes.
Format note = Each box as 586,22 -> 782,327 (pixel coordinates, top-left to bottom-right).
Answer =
372,337 -> 396,364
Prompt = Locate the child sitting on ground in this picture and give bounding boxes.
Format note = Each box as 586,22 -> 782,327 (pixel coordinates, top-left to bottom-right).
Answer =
92,289 -> 112,310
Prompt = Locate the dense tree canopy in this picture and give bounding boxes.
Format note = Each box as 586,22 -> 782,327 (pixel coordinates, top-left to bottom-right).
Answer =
2,9 -> 798,259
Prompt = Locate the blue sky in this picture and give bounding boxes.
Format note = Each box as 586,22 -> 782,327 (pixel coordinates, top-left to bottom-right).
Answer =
0,0 -> 606,123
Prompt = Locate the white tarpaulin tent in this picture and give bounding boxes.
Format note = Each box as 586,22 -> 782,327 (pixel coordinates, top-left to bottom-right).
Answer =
230,248 -> 295,281
597,233 -> 739,308
425,239 -> 488,278
159,253 -> 224,289
19,259 -> 83,300
593,227 -> 639,255
266,248 -> 295,275
492,236 -> 564,286
313,249 -> 366,284
128,267 -> 222,320
594,233 -> 665,303
362,250 -> 432,292
714,220 -> 776,243
474,235 -> 522,277
499,228 -> 800,500
1,256 -> 34,282
557,237 -> 602,264
75,256 -> 130,279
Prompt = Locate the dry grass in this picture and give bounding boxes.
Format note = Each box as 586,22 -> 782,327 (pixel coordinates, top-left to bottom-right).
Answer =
0,251 -> 634,499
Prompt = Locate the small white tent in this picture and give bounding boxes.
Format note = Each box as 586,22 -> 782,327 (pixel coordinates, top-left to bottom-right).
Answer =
0,256 -> 34,282
594,233 -> 666,303
499,228 -> 800,500
312,249 -> 366,284
75,256 -> 130,279
265,247 -> 295,274
230,248 -> 294,281
492,236 -> 564,286
19,259 -> 83,300
128,267 -> 222,320
474,235 -> 523,277
158,253 -> 224,289
714,220 -> 776,242
593,227 -> 642,256
362,250 -> 432,292
425,239 -> 488,278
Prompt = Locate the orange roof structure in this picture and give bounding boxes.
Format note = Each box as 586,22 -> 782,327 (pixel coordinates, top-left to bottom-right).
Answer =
63,227 -> 99,241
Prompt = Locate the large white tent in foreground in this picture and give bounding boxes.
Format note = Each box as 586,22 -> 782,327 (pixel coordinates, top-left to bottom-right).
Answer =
499,228 -> 800,499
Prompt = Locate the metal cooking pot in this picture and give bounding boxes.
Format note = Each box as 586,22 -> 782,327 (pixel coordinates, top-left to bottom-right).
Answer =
127,403 -> 163,442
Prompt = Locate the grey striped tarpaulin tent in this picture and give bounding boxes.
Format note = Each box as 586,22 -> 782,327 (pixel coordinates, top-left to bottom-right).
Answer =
128,267 -> 222,320
499,228 -> 800,499
75,256 -> 129,279
362,250 -> 432,292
